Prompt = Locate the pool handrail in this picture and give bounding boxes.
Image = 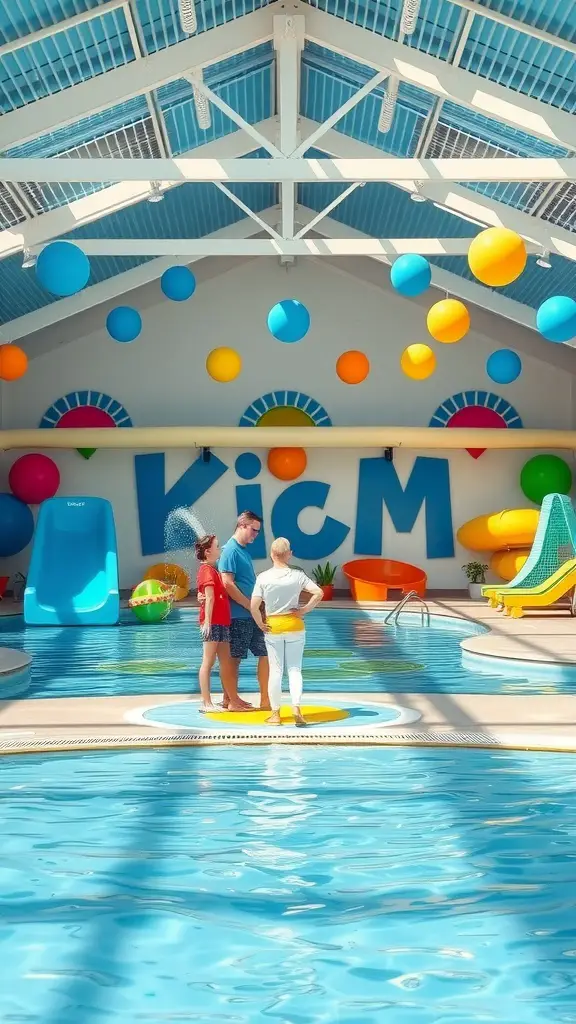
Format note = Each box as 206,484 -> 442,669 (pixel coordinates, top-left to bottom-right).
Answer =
385,590 -> 430,627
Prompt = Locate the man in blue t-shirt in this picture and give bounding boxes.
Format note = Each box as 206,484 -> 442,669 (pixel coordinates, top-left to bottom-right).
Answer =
219,510 -> 269,710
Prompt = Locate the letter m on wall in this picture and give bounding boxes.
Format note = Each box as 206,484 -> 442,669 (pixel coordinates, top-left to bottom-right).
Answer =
354,456 -> 454,559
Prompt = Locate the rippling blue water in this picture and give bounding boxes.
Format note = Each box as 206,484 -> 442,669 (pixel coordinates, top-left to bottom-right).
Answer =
0,608 -> 553,697
2,745 -> 576,1022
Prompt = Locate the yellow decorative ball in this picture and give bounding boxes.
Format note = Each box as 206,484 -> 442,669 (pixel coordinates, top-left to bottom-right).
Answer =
400,344 -> 436,381
467,227 -> 527,287
426,298 -> 470,344
206,346 -> 242,383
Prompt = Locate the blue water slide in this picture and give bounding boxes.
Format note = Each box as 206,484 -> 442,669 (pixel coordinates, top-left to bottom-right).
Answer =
24,496 -> 120,626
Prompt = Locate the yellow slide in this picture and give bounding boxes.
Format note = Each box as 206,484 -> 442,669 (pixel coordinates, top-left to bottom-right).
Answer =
500,559 -> 576,617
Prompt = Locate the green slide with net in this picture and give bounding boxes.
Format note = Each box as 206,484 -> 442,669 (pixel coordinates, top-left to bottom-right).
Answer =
482,493 -> 576,603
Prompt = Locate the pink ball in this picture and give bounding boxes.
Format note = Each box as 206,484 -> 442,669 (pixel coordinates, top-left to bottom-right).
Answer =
9,453 -> 60,504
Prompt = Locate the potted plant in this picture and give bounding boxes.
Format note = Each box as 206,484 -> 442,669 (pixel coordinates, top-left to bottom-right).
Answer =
462,561 -> 488,600
312,562 -> 337,601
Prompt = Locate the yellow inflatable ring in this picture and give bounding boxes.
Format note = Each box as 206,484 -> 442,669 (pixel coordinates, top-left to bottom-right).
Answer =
456,509 -> 539,552
143,563 -> 189,601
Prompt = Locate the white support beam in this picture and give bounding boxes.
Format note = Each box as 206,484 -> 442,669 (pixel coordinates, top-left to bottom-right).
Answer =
186,74 -> 284,157
301,119 -> 576,264
32,236 -> 523,257
213,182 -> 283,239
0,123 -> 274,260
0,0 -> 126,57
300,2 -> 576,151
2,156 -> 573,183
1,208 -> 279,345
295,182 -> 363,238
447,0 -> 576,57
298,206 -> 537,330
292,69 -> 388,158
0,8 -> 273,150
274,14 -> 304,242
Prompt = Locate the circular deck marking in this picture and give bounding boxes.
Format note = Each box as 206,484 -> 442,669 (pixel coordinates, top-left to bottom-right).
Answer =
127,699 -> 421,734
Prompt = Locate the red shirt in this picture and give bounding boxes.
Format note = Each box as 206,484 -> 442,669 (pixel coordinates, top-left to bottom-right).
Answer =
196,563 -> 231,627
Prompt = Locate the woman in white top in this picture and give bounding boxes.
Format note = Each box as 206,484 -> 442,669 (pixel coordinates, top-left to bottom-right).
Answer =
250,537 -> 323,727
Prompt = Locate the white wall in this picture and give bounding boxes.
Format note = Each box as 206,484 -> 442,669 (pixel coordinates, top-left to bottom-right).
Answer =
1,258 -> 574,588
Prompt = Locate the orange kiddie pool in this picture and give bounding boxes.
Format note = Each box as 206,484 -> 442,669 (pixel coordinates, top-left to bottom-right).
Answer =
342,558 -> 427,601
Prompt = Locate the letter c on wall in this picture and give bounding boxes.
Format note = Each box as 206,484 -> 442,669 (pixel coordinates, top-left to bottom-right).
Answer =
271,481 -> 349,559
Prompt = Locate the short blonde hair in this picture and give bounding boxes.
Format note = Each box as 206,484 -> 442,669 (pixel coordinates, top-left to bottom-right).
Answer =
270,536 -> 291,558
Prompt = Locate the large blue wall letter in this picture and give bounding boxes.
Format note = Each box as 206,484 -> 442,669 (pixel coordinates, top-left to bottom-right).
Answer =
235,483 -> 266,559
135,452 -> 228,556
354,456 -> 454,559
271,481 -> 350,559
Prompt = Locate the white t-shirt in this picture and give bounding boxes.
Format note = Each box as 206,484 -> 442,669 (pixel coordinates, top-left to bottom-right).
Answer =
252,567 -> 319,616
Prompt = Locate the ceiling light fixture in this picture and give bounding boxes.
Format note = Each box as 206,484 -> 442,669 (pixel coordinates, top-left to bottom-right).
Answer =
147,181 -> 164,204
410,182 -> 427,203
22,247 -> 36,268
400,0 -> 422,36
178,0 -> 197,34
378,77 -> 398,134
536,249 -> 551,269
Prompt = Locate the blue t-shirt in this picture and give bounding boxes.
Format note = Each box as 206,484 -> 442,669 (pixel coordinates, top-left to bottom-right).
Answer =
218,537 -> 256,619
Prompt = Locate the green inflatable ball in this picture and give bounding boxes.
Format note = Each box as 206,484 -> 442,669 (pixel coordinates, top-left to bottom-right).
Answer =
129,578 -> 173,623
520,454 -> 572,505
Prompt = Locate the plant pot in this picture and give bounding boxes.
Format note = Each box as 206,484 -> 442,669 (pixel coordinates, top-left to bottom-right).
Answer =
321,584 -> 334,601
468,583 -> 484,600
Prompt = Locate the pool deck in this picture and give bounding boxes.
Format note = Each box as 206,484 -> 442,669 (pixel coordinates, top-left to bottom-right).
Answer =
0,595 -> 575,754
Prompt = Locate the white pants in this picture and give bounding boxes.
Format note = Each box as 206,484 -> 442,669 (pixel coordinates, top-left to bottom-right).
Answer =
265,631 -> 306,710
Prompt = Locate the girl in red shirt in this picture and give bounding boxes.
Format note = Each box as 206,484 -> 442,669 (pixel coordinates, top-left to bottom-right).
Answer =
195,535 -> 250,713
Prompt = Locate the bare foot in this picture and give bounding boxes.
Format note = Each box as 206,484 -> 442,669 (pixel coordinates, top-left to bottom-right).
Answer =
259,704 -> 272,712
227,702 -> 254,712
294,714 -> 307,727
266,711 -> 281,726
200,704 -> 219,713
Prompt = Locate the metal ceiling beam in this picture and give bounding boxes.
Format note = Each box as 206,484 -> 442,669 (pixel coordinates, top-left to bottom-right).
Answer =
300,119 -> 576,264
0,8 -> 273,150
446,0 -> 576,57
300,2 -> 576,152
30,237 -> 527,257
0,0 -> 127,57
1,156 -> 572,182
0,122 -> 275,260
274,14 -> 304,242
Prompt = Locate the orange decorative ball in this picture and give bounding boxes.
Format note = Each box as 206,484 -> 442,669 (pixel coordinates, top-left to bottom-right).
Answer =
0,344 -> 28,381
336,349 -> 370,384
267,447 -> 307,481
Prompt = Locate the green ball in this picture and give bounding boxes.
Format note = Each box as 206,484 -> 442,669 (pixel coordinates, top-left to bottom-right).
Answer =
130,579 -> 172,623
520,454 -> 572,505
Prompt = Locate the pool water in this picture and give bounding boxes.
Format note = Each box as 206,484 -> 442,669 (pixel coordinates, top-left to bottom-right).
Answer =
0,608 -> 549,698
2,745 -> 576,1023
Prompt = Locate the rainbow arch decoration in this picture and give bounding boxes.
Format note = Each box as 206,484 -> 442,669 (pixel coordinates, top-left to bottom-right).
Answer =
239,390 -> 332,428
40,390 -> 133,459
429,390 -> 523,460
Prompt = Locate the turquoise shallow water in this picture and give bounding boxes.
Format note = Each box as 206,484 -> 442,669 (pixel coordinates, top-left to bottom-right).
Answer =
0,608 -> 555,697
2,745 -> 576,1023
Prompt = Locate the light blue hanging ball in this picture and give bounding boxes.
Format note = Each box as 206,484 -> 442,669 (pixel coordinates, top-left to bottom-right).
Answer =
390,254 -> 431,297
536,295 -> 576,343
267,299 -> 310,343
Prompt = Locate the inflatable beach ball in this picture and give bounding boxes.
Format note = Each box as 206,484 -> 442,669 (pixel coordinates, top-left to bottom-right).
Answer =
467,227 -> 527,287
9,454 -> 60,505
536,296 -> 576,344
390,254 -> 431,298
426,299 -> 470,344
400,343 -> 436,380
36,241 -> 91,297
0,493 -> 34,557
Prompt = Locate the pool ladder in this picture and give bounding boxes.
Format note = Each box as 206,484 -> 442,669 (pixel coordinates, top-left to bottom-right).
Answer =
384,590 -> 430,627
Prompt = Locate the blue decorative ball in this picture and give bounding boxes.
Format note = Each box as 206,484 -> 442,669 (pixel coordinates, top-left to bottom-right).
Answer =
536,295 -> 576,344
0,493 -> 34,556
161,266 -> 197,302
235,453 -> 262,480
36,241 -> 90,297
390,254 -> 431,297
486,348 -> 522,385
267,300 -> 310,343
106,306 -> 142,343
